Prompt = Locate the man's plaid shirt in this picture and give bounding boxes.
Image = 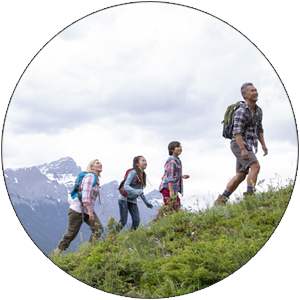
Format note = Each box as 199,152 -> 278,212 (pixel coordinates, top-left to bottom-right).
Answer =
232,101 -> 263,153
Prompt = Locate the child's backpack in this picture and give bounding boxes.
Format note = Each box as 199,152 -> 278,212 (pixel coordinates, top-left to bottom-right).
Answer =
71,171 -> 98,203
118,168 -> 140,197
222,101 -> 262,139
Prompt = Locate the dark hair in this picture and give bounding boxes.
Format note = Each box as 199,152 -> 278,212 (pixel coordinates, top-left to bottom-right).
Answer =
168,141 -> 181,155
133,156 -> 146,188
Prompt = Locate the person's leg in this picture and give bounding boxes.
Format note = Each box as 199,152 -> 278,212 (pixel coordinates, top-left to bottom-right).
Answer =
161,188 -> 180,210
85,211 -> 103,243
215,141 -> 250,206
247,160 -> 260,188
175,194 -> 181,211
56,208 -> 83,254
128,202 -> 140,230
229,141 -> 258,194
161,188 -> 171,206
215,172 -> 247,206
225,171 -> 247,194
117,200 -> 128,232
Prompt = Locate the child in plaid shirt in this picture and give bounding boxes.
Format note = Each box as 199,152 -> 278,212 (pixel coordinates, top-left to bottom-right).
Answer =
159,141 -> 190,210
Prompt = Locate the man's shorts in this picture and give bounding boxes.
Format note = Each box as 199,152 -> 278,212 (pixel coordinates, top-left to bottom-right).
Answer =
230,141 -> 258,174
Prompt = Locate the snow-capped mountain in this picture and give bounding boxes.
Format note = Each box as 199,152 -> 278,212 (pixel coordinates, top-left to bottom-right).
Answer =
37,156 -> 81,191
4,157 -> 162,255
5,165 -> 70,208
139,189 -> 163,206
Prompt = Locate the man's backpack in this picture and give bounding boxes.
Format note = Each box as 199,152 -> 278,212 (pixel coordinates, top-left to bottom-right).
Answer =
70,171 -> 98,203
118,168 -> 140,198
222,101 -> 262,139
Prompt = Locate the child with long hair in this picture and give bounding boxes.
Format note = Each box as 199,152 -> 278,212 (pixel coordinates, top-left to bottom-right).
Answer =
117,156 -> 153,231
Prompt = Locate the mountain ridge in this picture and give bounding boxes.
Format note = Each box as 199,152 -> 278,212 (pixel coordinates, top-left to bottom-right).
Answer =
4,156 -> 162,255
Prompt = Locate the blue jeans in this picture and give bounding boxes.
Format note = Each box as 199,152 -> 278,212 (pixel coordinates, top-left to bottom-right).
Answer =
118,200 -> 140,231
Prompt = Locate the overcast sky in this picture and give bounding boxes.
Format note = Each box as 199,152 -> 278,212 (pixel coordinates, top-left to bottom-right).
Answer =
3,3 -> 297,204
2,2 -> 297,203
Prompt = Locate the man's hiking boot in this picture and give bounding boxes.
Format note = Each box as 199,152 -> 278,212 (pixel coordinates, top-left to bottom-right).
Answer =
214,195 -> 228,206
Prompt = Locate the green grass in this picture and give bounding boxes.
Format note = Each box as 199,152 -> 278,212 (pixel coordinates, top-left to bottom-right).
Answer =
50,180 -> 293,298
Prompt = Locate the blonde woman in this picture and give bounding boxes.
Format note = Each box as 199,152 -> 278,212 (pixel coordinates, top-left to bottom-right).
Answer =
55,159 -> 103,255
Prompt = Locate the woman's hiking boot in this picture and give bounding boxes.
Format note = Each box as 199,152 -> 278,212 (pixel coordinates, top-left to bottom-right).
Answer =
214,195 -> 228,206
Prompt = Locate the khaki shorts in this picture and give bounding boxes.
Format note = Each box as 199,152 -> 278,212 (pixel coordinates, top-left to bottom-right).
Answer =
230,141 -> 257,174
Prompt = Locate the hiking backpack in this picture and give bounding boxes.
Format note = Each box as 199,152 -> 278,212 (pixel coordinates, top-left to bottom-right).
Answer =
222,101 -> 262,139
70,171 -> 98,203
118,168 -> 140,197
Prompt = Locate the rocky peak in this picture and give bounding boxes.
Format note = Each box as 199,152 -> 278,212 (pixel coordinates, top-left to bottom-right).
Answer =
37,157 -> 81,178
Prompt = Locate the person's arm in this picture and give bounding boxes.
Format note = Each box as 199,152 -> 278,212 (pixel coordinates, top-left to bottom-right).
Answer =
168,181 -> 175,196
258,132 -> 268,156
165,161 -> 176,196
123,170 -> 144,196
235,135 -> 250,161
257,110 -> 267,156
85,205 -> 94,222
140,193 -> 153,209
123,171 -> 152,207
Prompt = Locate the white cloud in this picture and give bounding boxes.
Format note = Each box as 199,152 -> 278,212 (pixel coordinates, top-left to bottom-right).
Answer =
2,1 -> 298,201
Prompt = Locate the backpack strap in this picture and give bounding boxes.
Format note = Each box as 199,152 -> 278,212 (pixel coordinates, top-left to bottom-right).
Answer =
125,168 -> 134,178
238,101 -> 257,127
126,168 -> 141,185
246,105 -> 262,126
90,172 -> 98,187
133,174 -> 140,184
257,106 -> 262,122
71,172 -> 98,201
69,171 -> 99,224
245,106 -> 253,126
90,172 -> 101,204
118,168 -> 134,190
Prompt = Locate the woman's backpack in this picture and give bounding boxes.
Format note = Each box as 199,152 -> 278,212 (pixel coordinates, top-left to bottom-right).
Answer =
70,171 -> 98,203
70,171 -> 98,224
118,168 -> 140,197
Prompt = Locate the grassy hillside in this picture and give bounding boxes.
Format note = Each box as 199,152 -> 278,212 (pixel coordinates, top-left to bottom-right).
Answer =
50,180 -> 292,298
